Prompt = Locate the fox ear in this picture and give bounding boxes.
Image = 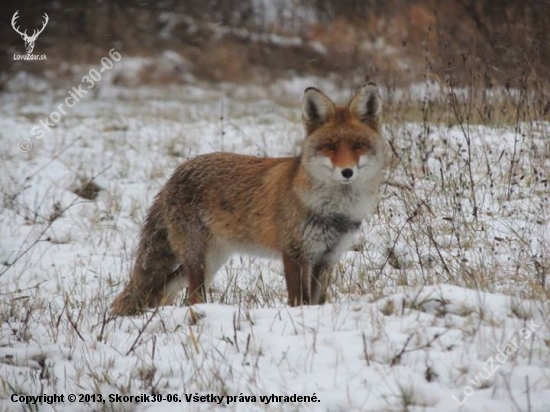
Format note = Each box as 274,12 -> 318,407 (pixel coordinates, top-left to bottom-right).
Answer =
349,83 -> 382,128
302,87 -> 336,134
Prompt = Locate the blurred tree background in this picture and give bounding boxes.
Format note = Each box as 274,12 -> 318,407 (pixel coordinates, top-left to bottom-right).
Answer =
0,0 -> 548,89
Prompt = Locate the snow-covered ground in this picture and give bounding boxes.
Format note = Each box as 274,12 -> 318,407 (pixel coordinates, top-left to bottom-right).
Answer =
1,72 -> 549,412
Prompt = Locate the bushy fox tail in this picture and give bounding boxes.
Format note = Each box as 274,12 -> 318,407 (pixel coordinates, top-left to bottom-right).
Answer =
111,207 -> 183,316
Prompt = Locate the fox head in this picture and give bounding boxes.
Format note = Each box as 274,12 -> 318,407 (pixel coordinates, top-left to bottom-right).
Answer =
301,84 -> 384,186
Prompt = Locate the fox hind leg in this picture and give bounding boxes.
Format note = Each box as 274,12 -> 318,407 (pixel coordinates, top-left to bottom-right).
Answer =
177,238 -> 232,305
166,224 -> 233,306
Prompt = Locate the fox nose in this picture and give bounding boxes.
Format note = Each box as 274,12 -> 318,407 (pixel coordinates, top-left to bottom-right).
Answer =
341,168 -> 354,179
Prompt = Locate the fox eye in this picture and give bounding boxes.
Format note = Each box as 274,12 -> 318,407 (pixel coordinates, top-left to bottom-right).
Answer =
353,142 -> 365,150
324,143 -> 337,151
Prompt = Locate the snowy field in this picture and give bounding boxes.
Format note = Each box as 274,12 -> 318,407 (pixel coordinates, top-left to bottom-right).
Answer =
1,70 -> 549,411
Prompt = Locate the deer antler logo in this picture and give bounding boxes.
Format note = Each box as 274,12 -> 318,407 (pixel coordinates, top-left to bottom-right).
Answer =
11,10 -> 49,54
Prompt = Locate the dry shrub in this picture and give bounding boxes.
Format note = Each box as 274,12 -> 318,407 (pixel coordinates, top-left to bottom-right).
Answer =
1,0 -> 549,93
188,42 -> 249,83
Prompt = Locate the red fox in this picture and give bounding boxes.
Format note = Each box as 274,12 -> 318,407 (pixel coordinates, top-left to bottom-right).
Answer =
111,84 -> 385,316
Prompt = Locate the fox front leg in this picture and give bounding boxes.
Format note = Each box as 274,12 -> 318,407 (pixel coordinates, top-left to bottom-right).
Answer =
283,253 -> 312,306
311,260 -> 333,305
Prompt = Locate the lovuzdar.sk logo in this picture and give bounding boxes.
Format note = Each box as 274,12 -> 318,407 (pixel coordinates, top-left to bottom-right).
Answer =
11,10 -> 48,60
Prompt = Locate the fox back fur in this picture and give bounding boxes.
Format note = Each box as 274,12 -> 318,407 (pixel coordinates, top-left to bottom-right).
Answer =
111,84 -> 385,315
